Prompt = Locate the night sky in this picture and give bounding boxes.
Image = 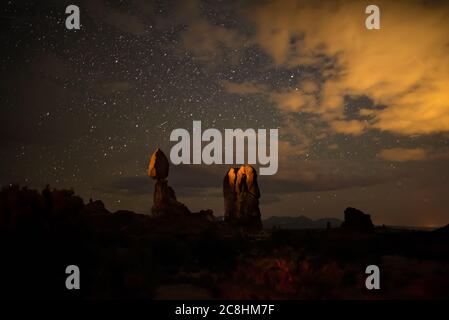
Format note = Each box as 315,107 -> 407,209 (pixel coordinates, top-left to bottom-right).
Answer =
1,0 -> 449,226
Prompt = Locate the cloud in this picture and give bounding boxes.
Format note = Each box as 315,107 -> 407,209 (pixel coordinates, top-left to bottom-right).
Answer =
245,0 -> 449,136
108,165 -> 223,197
109,176 -> 153,195
269,89 -> 317,113
278,139 -> 308,158
82,0 -> 449,138
377,148 -> 428,162
330,120 -> 366,136
177,0 -> 245,63
266,157 -> 410,195
108,156 -> 407,201
377,147 -> 449,162
301,80 -> 319,94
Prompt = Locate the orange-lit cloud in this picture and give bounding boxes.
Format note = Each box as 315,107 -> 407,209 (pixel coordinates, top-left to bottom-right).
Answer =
245,0 -> 449,136
269,90 -> 317,113
330,120 -> 366,136
377,148 -> 428,162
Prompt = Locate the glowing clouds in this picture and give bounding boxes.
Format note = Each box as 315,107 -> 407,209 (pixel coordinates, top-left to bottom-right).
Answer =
377,148 -> 428,162
246,1 -> 449,136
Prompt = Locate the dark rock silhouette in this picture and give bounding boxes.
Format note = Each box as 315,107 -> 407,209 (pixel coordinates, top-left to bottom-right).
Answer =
433,224 -> 449,240
0,184 -> 217,299
435,224 -> 449,233
340,207 -> 374,233
152,179 -> 191,216
86,199 -> 109,216
263,216 -> 342,229
223,165 -> 262,230
147,148 -> 214,221
148,148 -> 190,216
1,184 -> 449,299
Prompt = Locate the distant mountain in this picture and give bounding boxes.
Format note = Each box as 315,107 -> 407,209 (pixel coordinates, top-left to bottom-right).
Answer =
433,223 -> 449,235
263,215 -> 342,229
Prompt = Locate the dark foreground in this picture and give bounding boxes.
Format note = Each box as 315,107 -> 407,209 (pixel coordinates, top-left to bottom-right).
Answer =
1,185 -> 448,299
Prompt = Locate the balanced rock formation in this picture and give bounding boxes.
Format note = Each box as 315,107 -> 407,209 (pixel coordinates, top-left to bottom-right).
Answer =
148,148 -> 169,180
148,148 -> 190,216
223,165 -> 262,230
340,207 -> 374,233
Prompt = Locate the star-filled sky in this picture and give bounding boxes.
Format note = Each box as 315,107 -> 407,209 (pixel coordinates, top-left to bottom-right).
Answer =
1,0 -> 449,226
